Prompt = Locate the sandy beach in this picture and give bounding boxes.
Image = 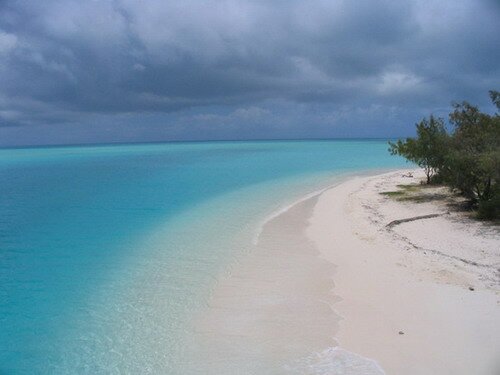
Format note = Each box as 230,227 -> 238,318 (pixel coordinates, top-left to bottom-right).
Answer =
310,169 -> 500,374
196,169 -> 500,374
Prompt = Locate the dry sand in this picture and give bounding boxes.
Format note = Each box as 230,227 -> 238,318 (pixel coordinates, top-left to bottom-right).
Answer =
309,169 -> 500,374
195,169 -> 500,374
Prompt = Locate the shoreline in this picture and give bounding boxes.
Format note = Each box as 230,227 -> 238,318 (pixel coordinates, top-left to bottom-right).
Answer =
193,193 -> 343,374
194,168 -> 500,374
250,168 -> 396,246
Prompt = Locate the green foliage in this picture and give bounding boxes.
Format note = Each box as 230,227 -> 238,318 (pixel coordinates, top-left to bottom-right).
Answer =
389,91 -> 500,220
490,90 -> 500,110
389,115 -> 448,183
477,185 -> 500,220
445,101 -> 499,202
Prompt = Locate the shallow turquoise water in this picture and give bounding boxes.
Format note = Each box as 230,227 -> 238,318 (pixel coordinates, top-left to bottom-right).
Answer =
0,140 -> 407,374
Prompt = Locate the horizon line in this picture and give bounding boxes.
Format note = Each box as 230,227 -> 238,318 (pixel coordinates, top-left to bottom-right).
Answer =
0,136 -> 408,151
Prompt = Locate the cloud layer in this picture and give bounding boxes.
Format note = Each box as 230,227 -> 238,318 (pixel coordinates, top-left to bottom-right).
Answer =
0,0 -> 499,145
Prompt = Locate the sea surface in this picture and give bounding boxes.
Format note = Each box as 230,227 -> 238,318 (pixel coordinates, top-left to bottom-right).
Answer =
0,140 -> 407,374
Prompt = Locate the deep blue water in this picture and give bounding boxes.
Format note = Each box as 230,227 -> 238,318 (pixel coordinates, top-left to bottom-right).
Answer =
0,140 -> 407,374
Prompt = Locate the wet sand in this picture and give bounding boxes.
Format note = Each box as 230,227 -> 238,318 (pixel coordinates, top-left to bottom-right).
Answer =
194,195 -> 347,374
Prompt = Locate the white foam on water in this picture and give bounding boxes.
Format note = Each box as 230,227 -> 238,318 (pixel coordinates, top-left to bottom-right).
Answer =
285,346 -> 386,375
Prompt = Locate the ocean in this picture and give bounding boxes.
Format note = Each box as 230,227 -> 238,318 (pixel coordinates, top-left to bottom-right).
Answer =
0,140 -> 407,374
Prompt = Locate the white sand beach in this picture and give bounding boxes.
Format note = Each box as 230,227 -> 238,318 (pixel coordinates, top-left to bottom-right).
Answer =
310,169 -> 500,374
195,169 -> 500,374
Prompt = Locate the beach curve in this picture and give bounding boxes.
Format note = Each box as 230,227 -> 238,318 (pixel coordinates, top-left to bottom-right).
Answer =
193,168 -> 500,374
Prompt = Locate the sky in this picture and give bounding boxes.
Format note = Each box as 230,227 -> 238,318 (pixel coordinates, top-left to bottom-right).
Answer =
0,0 -> 499,146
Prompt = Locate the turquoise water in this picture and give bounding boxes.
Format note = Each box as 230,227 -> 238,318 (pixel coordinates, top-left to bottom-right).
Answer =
0,140 -> 406,374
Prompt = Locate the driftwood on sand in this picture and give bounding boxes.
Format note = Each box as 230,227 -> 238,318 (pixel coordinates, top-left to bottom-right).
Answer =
386,213 -> 442,228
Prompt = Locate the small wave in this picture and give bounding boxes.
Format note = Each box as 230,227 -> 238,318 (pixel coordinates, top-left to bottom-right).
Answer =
285,346 -> 386,375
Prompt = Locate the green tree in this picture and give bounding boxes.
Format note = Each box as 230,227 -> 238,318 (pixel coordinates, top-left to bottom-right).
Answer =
389,115 -> 448,184
444,99 -> 499,203
390,91 -> 499,220
489,90 -> 500,110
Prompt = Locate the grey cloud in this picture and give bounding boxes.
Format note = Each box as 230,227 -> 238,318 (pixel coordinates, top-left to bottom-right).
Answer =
0,0 -> 498,145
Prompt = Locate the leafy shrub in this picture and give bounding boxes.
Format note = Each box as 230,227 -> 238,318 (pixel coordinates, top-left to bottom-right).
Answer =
389,91 -> 499,220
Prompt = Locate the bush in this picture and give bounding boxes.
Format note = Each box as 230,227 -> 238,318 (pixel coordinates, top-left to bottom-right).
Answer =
389,90 -> 499,220
389,115 -> 448,184
477,189 -> 500,220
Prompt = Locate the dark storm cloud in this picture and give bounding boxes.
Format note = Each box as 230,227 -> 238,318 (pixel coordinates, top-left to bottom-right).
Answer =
0,0 -> 498,144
